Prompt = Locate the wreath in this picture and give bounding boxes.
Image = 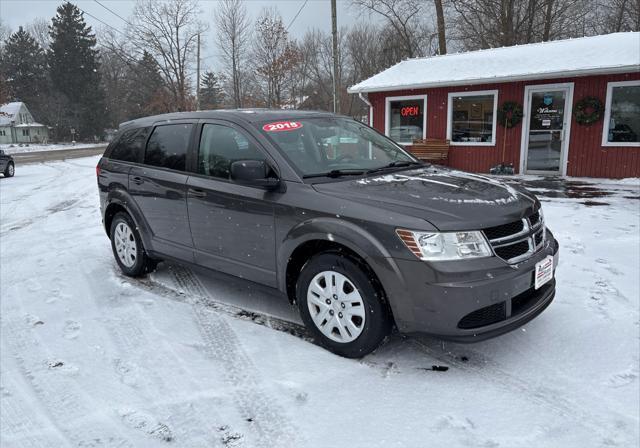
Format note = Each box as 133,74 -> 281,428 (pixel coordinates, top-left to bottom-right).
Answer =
497,101 -> 523,128
574,96 -> 603,125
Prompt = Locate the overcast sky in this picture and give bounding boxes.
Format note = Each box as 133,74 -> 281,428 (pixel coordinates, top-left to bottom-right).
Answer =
1,0 -> 375,71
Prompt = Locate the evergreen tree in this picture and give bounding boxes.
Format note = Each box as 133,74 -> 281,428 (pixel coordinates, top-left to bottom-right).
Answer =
2,27 -> 47,119
48,2 -> 106,140
126,51 -> 169,119
199,71 -> 224,110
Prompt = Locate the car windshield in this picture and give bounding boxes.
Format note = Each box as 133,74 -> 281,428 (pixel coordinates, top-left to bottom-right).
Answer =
257,117 -> 419,177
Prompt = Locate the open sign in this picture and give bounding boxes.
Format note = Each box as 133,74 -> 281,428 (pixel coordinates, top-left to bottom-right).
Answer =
262,121 -> 303,132
400,106 -> 420,117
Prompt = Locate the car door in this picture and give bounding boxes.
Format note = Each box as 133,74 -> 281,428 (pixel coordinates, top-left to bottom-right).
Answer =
186,121 -> 278,287
128,122 -> 195,262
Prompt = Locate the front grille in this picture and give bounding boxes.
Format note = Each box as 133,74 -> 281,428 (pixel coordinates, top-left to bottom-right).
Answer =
534,230 -> 544,247
483,220 -> 524,241
494,240 -> 530,261
458,302 -> 506,329
529,211 -> 541,227
483,210 -> 544,263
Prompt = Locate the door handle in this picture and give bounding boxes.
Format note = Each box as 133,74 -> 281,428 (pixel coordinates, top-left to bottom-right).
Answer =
189,188 -> 206,198
131,176 -> 144,185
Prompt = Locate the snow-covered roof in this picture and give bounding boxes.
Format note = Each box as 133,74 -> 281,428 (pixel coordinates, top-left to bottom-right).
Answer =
348,32 -> 640,94
0,102 -> 24,126
14,122 -> 46,127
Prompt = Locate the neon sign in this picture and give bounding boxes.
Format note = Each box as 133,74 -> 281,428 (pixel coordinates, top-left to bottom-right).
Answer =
400,106 -> 420,117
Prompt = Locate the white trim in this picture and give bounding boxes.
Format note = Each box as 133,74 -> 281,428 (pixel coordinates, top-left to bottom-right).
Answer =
348,65 -> 639,94
384,94 -> 427,145
446,89 -> 498,146
519,82 -> 574,176
601,79 -> 640,147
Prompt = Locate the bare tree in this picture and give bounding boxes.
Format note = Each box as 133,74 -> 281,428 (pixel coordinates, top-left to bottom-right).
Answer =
215,0 -> 251,108
26,17 -> 50,49
450,0 -> 590,50
252,8 -> 300,108
127,0 -> 204,111
351,0 -> 435,57
433,0 -> 447,54
592,0 -> 640,33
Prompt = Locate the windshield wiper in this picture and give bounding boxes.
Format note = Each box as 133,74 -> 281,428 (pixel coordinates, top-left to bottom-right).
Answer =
303,169 -> 366,179
366,160 -> 424,175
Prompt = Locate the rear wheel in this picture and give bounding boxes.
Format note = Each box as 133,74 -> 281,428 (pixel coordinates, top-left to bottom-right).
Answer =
110,212 -> 157,277
4,162 -> 14,178
296,252 -> 391,358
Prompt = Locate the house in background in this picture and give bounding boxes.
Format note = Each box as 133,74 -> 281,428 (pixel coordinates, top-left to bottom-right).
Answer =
0,102 -> 49,144
349,32 -> 640,178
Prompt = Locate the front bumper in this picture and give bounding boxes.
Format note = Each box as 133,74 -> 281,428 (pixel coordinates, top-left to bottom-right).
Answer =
386,230 -> 559,341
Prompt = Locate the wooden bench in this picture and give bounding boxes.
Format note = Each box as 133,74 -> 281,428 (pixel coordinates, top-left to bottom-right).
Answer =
408,139 -> 450,164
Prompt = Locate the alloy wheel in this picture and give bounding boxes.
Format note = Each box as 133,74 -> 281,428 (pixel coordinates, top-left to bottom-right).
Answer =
114,222 -> 137,268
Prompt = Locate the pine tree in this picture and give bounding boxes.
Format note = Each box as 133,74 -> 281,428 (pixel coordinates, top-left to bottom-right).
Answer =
48,2 -> 106,140
2,27 -> 47,119
199,71 -> 224,110
126,51 -> 169,119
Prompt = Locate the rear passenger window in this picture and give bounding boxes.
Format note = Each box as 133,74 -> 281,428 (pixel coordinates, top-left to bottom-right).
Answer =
198,124 -> 265,179
109,127 -> 150,163
144,124 -> 193,171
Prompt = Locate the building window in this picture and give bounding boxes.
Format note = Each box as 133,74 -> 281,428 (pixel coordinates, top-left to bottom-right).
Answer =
0,130 -> 5,136
603,80 -> 640,146
447,90 -> 498,145
22,129 -> 30,136
385,95 -> 427,145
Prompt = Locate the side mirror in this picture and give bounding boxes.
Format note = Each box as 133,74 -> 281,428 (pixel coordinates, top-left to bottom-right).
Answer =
230,160 -> 279,189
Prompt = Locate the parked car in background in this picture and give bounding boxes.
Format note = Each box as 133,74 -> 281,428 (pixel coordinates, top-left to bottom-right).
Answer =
97,110 -> 559,358
0,150 -> 15,178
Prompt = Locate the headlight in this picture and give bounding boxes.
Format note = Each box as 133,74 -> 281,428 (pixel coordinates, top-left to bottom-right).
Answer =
396,229 -> 492,261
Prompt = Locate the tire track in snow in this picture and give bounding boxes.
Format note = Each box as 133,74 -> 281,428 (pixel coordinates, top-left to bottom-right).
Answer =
1,319 -> 134,448
409,337 -> 635,446
167,264 -> 305,448
98,309 -> 226,447
0,357 -> 68,448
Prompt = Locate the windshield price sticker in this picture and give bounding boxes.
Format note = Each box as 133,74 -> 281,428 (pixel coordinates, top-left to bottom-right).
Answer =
263,121 -> 303,132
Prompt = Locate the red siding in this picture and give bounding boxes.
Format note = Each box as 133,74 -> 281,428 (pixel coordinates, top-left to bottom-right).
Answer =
368,72 -> 640,178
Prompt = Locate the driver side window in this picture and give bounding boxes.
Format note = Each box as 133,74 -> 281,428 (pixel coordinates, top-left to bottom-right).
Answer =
198,124 -> 265,179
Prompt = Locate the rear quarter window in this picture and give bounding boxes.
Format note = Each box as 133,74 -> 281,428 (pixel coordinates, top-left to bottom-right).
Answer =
107,127 -> 150,163
144,124 -> 193,171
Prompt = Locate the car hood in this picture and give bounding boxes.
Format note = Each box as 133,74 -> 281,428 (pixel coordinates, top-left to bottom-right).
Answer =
312,166 -> 538,230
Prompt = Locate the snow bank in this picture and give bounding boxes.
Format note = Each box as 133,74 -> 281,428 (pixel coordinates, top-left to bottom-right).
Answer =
1,142 -> 107,154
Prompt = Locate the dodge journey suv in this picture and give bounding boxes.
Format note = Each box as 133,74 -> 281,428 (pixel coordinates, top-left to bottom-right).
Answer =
97,110 -> 558,357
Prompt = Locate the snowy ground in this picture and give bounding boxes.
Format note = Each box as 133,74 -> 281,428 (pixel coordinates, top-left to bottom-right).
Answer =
1,156 -> 638,448
1,143 -> 107,155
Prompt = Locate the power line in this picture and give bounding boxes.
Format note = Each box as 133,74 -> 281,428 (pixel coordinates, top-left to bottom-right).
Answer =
92,0 -> 133,27
76,4 -> 127,37
287,0 -> 309,31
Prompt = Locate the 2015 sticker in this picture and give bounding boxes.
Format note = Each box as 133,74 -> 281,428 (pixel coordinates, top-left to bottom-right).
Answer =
262,121 -> 303,132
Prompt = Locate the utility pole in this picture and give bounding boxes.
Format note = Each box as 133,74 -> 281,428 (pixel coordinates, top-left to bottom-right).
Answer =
331,0 -> 339,114
196,32 -> 201,110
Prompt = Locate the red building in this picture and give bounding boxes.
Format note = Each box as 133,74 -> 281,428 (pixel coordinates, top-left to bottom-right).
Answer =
348,32 -> 640,178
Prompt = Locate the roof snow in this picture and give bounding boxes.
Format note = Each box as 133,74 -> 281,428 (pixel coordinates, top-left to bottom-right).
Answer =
348,32 -> 640,94
0,102 -> 24,126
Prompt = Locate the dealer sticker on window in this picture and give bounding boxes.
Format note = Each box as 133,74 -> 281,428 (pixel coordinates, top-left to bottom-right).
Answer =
534,255 -> 554,289
262,121 -> 303,132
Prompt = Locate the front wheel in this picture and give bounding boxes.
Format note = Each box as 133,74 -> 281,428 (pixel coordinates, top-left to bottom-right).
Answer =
296,252 -> 391,358
110,212 -> 157,277
4,162 -> 14,178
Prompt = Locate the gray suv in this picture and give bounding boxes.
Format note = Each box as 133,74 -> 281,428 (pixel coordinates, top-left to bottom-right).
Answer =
97,110 -> 559,357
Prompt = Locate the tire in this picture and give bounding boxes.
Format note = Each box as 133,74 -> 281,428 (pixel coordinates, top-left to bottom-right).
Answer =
296,252 -> 391,358
110,212 -> 157,277
4,162 -> 14,178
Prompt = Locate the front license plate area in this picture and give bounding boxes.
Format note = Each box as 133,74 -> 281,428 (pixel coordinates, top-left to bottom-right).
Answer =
535,255 -> 554,289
